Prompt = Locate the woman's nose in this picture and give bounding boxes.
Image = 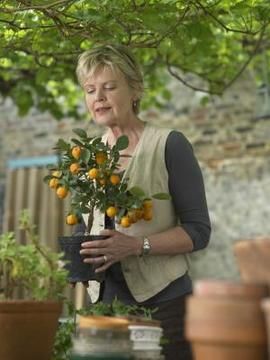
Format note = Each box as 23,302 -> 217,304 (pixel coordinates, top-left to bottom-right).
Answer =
95,88 -> 105,101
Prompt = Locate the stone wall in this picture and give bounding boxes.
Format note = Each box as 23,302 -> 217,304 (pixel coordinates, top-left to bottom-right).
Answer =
1,71 -> 270,281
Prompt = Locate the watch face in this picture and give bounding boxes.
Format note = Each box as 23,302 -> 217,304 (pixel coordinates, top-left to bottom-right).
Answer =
143,238 -> 151,255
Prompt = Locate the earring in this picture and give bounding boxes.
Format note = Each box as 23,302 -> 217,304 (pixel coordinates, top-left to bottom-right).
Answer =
133,99 -> 138,110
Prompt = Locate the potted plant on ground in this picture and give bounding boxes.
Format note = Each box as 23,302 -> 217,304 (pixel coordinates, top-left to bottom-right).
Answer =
52,297 -> 163,360
79,298 -> 164,359
45,128 -> 169,283
0,209 -> 68,360
77,298 -> 163,359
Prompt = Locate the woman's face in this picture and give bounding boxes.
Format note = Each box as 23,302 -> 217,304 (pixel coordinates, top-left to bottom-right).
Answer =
83,66 -> 137,127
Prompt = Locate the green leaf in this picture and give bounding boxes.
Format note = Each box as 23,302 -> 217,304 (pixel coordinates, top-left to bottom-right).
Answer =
152,192 -> 171,200
129,186 -> 145,197
80,148 -> 91,163
80,205 -> 91,214
91,137 -> 102,146
55,139 -> 70,151
200,96 -> 209,106
71,138 -> 84,146
72,128 -> 87,138
43,175 -> 51,182
115,135 -> 129,151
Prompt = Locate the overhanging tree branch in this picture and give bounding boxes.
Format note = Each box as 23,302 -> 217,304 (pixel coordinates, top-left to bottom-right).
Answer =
0,0 -> 269,118
222,24 -> 267,91
166,24 -> 267,95
193,0 -> 262,35
166,60 -> 211,94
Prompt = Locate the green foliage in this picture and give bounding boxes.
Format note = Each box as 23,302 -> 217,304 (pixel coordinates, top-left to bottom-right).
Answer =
78,297 -> 157,319
152,192 -> 171,200
0,209 -> 68,300
52,318 -> 76,360
0,0 -> 269,118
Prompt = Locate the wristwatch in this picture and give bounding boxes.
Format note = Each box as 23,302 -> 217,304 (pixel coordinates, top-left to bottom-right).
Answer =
141,237 -> 151,256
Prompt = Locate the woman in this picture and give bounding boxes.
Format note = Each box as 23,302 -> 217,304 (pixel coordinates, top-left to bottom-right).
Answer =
78,44 -> 211,360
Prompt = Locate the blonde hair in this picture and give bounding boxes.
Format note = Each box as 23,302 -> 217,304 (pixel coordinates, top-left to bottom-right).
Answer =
76,44 -> 144,114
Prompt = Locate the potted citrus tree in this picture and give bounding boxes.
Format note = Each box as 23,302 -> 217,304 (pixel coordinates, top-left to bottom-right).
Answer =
0,209 -> 68,360
45,128 -> 169,284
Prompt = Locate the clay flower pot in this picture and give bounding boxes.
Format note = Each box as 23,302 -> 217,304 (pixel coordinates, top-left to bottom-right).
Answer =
234,237 -> 270,285
0,301 -> 62,360
193,279 -> 269,299
70,315 -> 134,359
261,298 -> 270,358
185,280 -> 268,360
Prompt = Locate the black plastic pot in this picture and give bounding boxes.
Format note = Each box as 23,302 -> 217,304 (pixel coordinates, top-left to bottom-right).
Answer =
58,235 -> 109,283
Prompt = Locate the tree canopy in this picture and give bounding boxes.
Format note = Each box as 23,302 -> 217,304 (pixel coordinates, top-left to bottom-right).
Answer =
0,0 -> 270,119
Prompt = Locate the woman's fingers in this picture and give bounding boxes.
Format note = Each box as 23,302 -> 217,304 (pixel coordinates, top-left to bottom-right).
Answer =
82,253 -> 113,272
94,257 -> 114,273
81,239 -> 111,248
83,255 -> 107,264
80,247 -> 107,256
80,231 -> 134,266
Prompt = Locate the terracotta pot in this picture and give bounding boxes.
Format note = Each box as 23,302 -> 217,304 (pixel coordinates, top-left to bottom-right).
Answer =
194,279 -> 269,299
185,280 -> 268,360
0,300 -> 62,360
261,298 -> 270,358
234,237 -> 270,285
71,316 -> 134,359
59,235 -> 109,283
117,315 -> 161,327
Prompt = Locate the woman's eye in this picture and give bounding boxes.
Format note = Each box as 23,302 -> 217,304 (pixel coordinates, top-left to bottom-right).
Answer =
86,89 -> 95,94
105,86 -> 115,91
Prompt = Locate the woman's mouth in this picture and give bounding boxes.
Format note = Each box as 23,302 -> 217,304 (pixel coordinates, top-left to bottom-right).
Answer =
95,107 -> 111,115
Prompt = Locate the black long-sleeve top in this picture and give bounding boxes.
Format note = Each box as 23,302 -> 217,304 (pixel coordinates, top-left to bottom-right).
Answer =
101,130 -> 211,305
166,131 -> 211,251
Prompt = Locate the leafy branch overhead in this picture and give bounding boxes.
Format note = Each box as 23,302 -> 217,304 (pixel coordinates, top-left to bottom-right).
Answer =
0,0 -> 270,118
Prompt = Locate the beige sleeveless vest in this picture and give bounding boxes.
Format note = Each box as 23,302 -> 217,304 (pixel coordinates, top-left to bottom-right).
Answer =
86,123 -> 189,302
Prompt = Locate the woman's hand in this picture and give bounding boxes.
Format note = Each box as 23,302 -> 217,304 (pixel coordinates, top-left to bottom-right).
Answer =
80,229 -> 142,273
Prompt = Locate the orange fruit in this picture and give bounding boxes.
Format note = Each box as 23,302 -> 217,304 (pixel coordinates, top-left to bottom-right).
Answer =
135,208 -> 144,220
66,214 -> 78,225
72,146 -> 81,160
106,206 -> 117,218
49,178 -> 59,189
95,151 -> 107,165
143,209 -> 153,221
143,199 -> 153,209
110,174 -> 120,185
127,210 -> 138,223
88,168 -> 99,179
120,216 -> 131,228
56,186 -> 69,199
69,163 -> 80,174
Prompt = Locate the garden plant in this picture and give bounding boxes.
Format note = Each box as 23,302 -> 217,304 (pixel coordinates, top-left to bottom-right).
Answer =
44,128 -> 169,283
45,127 -> 169,233
0,209 -> 68,360
0,209 -> 67,301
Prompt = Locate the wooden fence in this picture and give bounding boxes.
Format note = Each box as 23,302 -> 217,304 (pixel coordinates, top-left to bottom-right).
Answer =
2,156 -> 88,310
